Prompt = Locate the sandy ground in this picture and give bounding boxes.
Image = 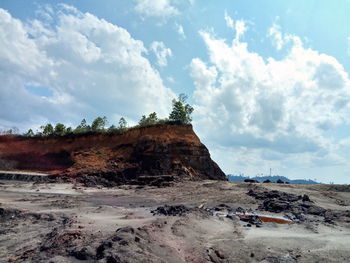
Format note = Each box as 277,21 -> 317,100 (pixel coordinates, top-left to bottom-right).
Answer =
0,180 -> 349,262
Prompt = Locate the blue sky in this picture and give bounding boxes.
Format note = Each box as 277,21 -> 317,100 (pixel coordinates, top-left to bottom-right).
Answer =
1,0 -> 350,183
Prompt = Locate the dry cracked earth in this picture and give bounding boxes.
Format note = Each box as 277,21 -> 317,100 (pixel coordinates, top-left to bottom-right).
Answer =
0,179 -> 350,263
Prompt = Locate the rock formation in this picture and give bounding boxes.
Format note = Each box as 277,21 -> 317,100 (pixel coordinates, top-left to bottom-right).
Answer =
0,125 -> 226,185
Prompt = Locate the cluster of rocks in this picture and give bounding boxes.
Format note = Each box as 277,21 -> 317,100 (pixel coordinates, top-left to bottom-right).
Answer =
69,227 -> 142,262
246,189 -> 350,224
205,204 -> 263,227
244,179 -> 289,184
151,205 -> 191,216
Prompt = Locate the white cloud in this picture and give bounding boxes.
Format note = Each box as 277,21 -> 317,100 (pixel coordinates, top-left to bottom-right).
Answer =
268,22 -> 304,51
234,20 -> 247,42
224,11 -> 234,30
223,12 -> 247,43
134,0 -> 179,19
175,23 -> 186,39
190,28 -> 350,172
268,23 -> 284,50
0,6 -> 175,130
150,41 -> 172,67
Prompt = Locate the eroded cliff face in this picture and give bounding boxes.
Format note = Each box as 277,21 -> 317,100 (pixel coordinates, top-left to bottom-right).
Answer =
0,125 -> 226,185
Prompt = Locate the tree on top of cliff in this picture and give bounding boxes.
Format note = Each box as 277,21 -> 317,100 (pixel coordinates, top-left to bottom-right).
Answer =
54,123 -> 66,136
139,112 -> 159,126
169,94 -> 194,124
74,119 -> 90,133
118,117 -> 127,130
40,123 -> 54,136
91,116 -> 107,131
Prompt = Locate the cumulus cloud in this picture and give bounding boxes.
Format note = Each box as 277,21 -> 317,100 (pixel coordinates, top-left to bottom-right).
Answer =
175,23 -> 186,39
224,11 -> 234,30
268,23 -> 284,50
150,41 -> 172,67
224,12 -> 247,42
134,0 -> 179,19
190,27 -> 350,167
0,6 -> 175,130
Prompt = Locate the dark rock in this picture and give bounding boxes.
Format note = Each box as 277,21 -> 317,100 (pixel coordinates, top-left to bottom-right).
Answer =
302,194 -> 311,202
247,189 -> 301,202
239,215 -> 262,226
70,247 -> 94,260
96,243 -> 107,260
244,179 -> 259,183
276,179 -> 284,184
236,207 -> 246,214
151,205 -> 190,216
116,227 -> 134,234
263,179 -> 271,183
261,200 -> 291,213
106,255 -> 121,263
248,189 -> 330,221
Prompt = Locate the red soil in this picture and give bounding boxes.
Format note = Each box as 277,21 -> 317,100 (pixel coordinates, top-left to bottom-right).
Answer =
0,125 -> 226,183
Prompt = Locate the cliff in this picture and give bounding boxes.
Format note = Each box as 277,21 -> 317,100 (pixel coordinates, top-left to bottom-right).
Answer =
0,125 -> 226,185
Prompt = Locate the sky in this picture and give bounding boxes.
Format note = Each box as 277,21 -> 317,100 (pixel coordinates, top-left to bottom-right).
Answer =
1,0 -> 350,183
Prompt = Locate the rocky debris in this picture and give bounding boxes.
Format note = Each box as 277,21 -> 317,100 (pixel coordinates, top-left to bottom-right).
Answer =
206,205 -> 265,227
246,189 -> 349,223
132,175 -> 175,187
0,207 -> 75,262
244,179 -> 259,183
247,189 -> 307,202
68,228 -> 140,262
68,226 -> 169,263
208,248 -> 227,263
238,214 -> 263,227
151,204 -> 191,216
0,207 -> 57,223
0,207 -> 22,222
40,229 -> 82,252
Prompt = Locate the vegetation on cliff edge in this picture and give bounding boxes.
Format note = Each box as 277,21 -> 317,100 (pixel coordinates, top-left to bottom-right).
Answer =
0,94 -> 194,138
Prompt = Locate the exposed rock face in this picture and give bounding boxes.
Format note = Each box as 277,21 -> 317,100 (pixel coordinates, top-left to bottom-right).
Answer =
0,125 -> 226,185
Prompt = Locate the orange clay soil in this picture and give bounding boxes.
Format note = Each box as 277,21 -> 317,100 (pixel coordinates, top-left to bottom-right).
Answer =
0,125 -> 226,183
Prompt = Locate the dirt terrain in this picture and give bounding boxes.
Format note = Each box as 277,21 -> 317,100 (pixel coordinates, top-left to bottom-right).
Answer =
0,125 -> 226,185
1,180 -> 349,263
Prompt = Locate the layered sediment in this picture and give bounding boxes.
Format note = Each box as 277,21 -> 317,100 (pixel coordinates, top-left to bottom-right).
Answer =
0,125 -> 226,185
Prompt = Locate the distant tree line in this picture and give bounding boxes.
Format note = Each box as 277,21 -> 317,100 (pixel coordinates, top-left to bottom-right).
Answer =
10,94 -> 193,137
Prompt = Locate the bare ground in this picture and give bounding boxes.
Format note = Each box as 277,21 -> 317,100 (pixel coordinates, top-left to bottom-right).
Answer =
0,180 -> 349,262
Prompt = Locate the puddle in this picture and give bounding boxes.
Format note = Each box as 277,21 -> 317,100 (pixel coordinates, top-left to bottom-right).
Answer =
213,211 -> 294,224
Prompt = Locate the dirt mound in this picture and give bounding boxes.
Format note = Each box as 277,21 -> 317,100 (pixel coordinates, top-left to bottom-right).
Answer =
0,125 -> 226,185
